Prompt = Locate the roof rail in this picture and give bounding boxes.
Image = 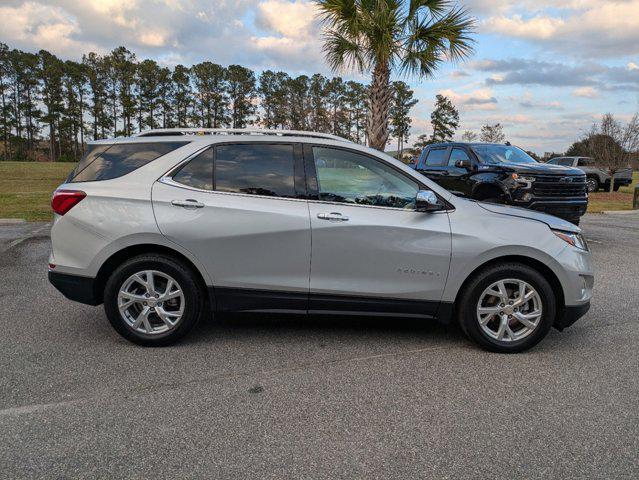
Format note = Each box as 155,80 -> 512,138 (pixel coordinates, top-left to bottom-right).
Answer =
133,128 -> 352,143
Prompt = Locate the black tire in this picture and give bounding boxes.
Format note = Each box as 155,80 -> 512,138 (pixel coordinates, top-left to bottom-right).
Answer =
457,263 -> 556,353
586,176 -> 599,193
104,254 -> 205,346
613,183 -> 621,192
569,217 -> 580,226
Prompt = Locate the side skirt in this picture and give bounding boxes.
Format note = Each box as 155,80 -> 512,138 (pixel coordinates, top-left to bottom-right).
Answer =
210,287 -> 451,320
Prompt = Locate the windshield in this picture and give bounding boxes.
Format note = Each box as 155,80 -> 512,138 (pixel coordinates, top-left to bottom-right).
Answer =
471,145 -> 537,164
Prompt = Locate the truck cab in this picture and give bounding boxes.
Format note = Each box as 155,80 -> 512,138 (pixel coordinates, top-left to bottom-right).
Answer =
414,142 -> 588,225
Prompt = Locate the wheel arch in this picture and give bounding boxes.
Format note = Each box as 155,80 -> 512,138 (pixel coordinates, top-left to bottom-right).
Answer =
450,255 -> 565,324
93,243 -> 212,306
471,181 -> 510,201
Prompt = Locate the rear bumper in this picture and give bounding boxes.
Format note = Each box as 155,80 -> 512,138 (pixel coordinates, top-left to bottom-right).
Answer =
609,177 -> 632,186
48,271 -> 101,306
554,301 -> 590,331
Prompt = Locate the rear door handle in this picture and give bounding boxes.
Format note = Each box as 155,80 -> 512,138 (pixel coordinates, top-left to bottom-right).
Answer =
317,212 -> 349,222
171,199 -> 205,209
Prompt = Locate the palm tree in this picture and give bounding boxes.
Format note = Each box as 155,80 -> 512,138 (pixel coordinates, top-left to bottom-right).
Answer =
316,0 -> 475,151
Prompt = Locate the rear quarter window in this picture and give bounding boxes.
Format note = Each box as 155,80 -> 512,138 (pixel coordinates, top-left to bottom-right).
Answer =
70,142 -> 189,182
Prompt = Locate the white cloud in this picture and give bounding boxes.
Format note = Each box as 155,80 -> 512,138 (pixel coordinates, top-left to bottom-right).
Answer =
628,62 -> 639,71
438,88 -> 498,110
573,86 -> 598,98
255,0 -> 317,38
481,1 -> 639,57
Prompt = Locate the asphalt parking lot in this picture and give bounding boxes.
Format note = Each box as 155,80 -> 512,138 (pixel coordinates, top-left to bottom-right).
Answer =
1,214 -> 638,479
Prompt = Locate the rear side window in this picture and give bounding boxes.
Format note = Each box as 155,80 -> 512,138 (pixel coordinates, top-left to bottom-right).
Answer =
70,142 -> 188,182
214,144 -> 295,198
425,148 -> 448,166
577,158 -> 593,167
172,148 -> 213,190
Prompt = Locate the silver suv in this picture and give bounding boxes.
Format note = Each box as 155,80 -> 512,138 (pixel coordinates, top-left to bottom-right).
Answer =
48,129 -> 593,352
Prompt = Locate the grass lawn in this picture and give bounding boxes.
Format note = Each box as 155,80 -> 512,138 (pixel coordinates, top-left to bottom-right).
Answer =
587,171 -> 638,213
0,161 -> 636,220
0,161 -> 75,221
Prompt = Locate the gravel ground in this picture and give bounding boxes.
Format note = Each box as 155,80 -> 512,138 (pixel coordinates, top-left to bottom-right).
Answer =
0,213 -> 637,479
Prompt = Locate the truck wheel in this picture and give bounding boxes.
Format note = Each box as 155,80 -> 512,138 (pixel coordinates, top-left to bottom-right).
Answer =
586,177 -> 599,192
613,184 -> 621,192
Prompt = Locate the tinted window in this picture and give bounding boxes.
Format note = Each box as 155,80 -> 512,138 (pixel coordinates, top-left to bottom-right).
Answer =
557,158 -> 574,166
577,158 -> 593,167
449,148 -> 471,166
313,147 -> 418,209
215,144 -> 295,198
547,158 -> 560,165
425,148 -> 448,166
71,142 -> 188,182
172,148 -> 213,190
67,144 -> 111,181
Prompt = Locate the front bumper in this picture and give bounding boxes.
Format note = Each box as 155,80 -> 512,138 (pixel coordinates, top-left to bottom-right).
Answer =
555,301 -> 590,331
48,271 -> 101,306
514,198 -> 588,221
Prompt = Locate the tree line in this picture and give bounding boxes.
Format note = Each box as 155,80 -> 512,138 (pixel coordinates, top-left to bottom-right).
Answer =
0,43 -> 418,162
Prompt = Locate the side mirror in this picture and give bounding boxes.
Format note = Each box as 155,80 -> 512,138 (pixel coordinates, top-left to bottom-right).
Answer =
455,159 -> 473,170
415,190 -> 443,212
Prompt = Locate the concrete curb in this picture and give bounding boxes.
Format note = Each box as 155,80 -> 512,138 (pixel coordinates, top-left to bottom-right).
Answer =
601,210 -> 639,215
0,218 -> 26,225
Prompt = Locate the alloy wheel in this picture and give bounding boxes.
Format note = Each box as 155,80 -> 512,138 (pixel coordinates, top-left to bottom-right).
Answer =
476,278 -> 542,342
117,270 -> 185,335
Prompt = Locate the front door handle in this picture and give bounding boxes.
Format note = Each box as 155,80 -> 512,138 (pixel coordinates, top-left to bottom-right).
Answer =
317,212 -> 349,222
171,199 -> 205,209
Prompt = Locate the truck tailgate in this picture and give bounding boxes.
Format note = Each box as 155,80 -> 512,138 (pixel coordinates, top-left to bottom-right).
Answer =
614,168 -> 633,179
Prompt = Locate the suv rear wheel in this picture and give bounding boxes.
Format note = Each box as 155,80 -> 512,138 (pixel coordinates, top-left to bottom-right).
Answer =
104,254 -> 205,346
457,263 -> 556,353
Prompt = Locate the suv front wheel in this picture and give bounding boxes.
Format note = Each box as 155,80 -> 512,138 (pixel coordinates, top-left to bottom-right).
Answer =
457,263 -> 556,353
104,254 -> 206,346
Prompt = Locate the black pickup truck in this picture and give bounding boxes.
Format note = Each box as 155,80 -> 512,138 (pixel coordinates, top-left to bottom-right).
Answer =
414,142 -> 588,225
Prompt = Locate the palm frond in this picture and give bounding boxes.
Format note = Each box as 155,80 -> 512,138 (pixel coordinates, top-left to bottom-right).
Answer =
407,0 -> 452,22
322,30 -> 368,72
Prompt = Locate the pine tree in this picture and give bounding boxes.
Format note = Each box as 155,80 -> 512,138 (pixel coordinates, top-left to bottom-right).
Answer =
389,81 -> 418,155
171,64 -> 192,128
430,94 -> 459,143
480,123 -> 506,143
227,65 -> 256,128
110,47 -> 137,135
191,62 -> 228,128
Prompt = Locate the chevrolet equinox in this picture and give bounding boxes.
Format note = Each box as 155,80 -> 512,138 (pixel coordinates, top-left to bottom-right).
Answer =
48,129 -> 593,352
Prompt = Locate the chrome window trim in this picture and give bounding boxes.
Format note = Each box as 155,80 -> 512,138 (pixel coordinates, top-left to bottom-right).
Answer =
158,177 -> 309,203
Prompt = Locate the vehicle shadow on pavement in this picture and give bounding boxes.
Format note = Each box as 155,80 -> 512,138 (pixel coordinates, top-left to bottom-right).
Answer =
178,312 -> 463,347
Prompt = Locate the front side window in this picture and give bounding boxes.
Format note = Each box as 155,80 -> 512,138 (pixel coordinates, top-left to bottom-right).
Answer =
71,142 -> 188,182
214,144 -> 296,198
172,148 -> 213,190
313,147 -> 419,209
448,148 -> 471,166
425,148 -> 448,166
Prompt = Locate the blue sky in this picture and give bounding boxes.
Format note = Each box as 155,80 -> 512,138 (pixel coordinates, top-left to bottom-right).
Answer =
1,0 -> 638,154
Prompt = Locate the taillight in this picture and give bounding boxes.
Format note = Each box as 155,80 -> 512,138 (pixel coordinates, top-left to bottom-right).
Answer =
51,190 -> 86,215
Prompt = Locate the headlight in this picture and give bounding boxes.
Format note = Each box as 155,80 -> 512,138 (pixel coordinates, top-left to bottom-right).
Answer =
513,174 -> 535,188
553,230 -> 589,251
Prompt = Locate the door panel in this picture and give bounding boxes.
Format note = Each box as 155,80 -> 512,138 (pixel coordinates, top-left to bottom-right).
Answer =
152,142 -> 311,312
308,203 -> 451,314
153,182 -> 311,294
306,146 -> 452,316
